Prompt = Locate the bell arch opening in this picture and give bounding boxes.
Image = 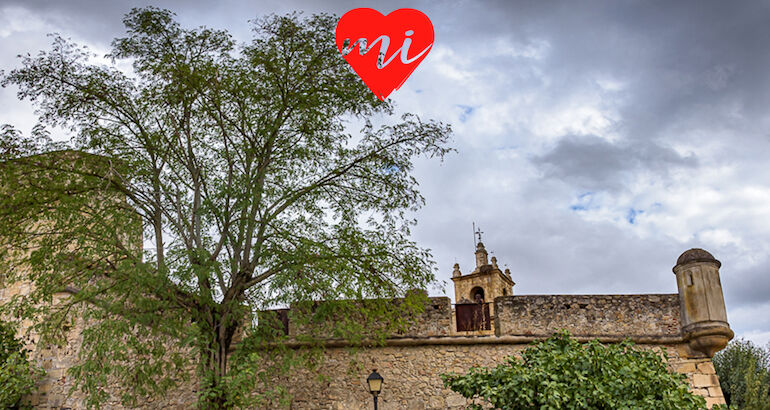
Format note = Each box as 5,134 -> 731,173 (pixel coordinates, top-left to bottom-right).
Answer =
471,286 -> 485,303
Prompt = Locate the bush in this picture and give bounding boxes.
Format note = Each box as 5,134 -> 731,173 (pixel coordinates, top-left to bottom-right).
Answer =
442,331 -> 706,409
713,338 -> 770,409
0,320 -> 43,409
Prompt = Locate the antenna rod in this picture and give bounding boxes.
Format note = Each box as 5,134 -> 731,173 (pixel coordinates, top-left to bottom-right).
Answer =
472,222 -> 476,249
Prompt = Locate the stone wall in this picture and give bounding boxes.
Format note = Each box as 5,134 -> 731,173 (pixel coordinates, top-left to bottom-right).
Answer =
675,356 -> 728,409
272,340 -> 725,409
402,297 -> 453,338
3,279 -> 727,409
285,297 -> 453,339
23,317 -> 197,409
495,294 -> 682,338
0,279 -> 197,409
14,336 -> 727,409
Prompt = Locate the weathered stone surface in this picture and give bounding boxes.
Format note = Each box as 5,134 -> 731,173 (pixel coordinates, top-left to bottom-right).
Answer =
287,297 -> 452,339
707,386 -> 724,397
676,362 -> 697,373
445,393 -> 467,407
495,294 -> 681,337
406,398 -> 425,410
693,373 -> 720,387
698,361 -> 717,374
674,256 -> 732,357
676,248 -> 720,267
427,395 -> 444,408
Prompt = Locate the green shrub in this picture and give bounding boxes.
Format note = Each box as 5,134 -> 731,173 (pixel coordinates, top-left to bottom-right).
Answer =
713,338 -> 770,409
442,331 -> 706,409
0,320 -> 43,409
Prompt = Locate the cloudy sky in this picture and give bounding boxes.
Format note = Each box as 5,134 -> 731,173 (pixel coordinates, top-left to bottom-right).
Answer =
2,1 -> 769,346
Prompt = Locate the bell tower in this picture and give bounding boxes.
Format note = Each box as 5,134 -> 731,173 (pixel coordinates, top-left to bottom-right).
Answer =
451,240 -> 515,309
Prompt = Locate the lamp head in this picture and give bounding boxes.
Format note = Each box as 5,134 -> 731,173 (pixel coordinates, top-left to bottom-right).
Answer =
367,369 -> 383,396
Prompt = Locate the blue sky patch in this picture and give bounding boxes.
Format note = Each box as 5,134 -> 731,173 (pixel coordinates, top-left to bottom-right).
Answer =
569,191 -> 594,212
626,208 -> 644,224
457,105 -> 475,122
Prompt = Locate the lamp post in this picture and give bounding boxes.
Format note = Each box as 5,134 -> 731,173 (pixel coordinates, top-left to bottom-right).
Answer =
366,369 -> 383,410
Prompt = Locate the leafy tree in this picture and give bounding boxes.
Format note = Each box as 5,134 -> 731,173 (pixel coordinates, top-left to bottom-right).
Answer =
442,332 -> 707,409
0,7 -> 451,409
0,320 -> 43,409
713,338 -> 770,409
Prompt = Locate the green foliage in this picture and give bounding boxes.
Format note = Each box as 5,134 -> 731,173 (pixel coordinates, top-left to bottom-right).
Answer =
0,6 -> 451,409
442,332 -> 706,409
713,338 -> 770,409
0,320 -> 43,409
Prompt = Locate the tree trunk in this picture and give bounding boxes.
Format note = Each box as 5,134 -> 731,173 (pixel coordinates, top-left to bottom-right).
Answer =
199,313 -> 239,409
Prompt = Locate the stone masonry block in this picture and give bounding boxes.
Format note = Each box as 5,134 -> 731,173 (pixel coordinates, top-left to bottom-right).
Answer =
697,361 -> 716,374
692,373 -> 719,388
676,362 -> 697,373
691,388 -> 708,397
707,386 -> 724,397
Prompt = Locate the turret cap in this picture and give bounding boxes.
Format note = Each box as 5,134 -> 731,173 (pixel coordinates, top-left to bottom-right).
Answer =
675,248 -> 721,269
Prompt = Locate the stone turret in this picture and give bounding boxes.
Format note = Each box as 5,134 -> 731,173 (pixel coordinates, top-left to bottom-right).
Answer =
475,242 -> 489,268
673,248 -> 733,357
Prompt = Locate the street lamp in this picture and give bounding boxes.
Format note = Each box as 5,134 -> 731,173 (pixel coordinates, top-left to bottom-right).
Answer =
366,369 -> 384,410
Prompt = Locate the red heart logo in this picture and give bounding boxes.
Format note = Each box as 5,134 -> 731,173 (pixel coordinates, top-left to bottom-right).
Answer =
336,8 -> 434,101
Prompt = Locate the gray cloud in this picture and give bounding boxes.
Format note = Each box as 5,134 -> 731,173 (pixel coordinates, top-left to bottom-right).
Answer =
533,135 -> 697,191
724,258 -> 770,308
